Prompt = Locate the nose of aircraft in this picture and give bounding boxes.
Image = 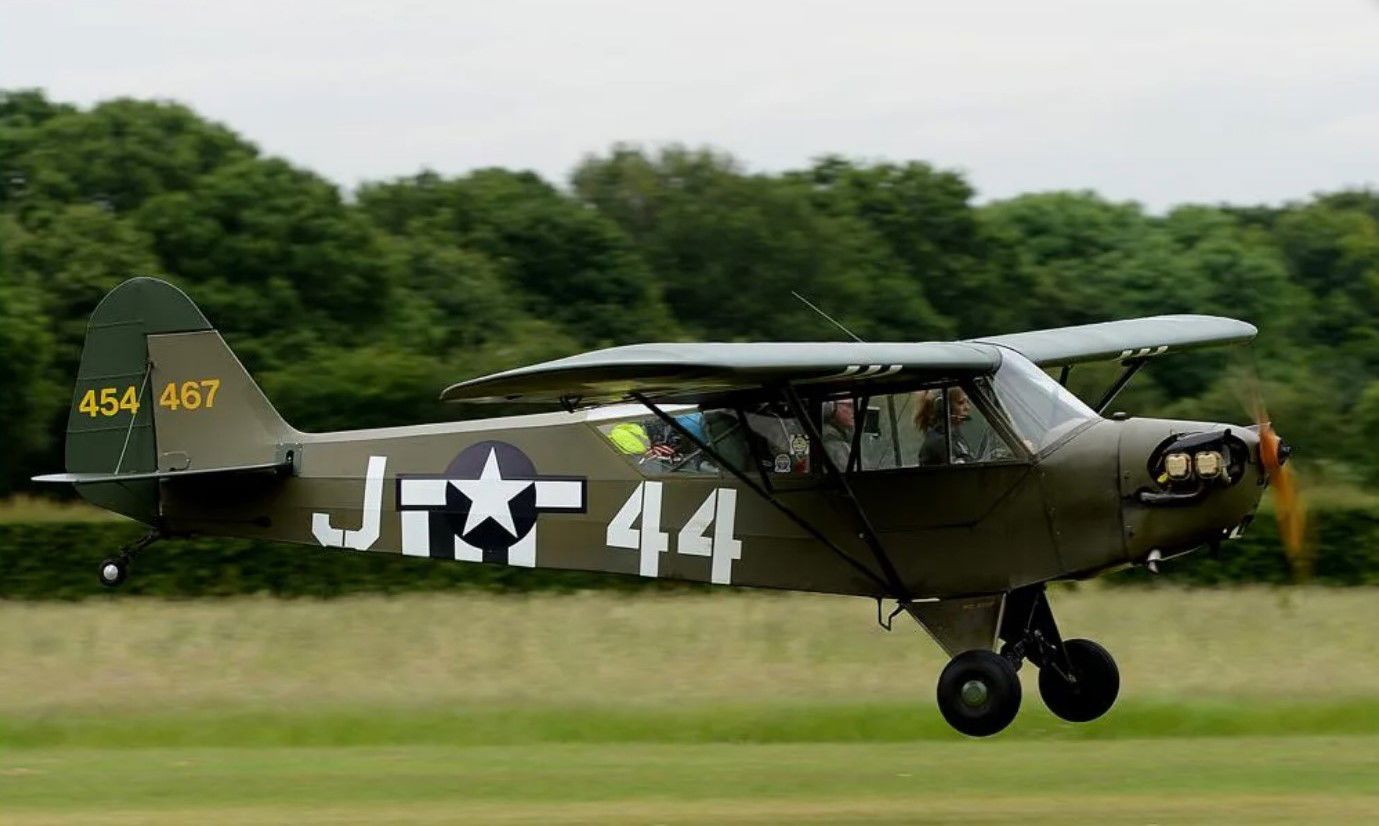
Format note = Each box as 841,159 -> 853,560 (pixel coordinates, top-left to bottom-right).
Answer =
1118,417 -> 1267,565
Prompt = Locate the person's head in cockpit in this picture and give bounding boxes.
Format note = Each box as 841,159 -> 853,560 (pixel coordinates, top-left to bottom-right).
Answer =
916,387 -> 973,464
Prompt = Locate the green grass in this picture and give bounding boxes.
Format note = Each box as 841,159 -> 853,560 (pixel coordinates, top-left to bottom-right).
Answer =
3,589 -> 1379,823
4,698 -> 1379,750
3,738 -> 1378,824
5,589 -> 1379,714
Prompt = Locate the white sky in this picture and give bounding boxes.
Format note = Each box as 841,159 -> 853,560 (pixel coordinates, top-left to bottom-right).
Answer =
3,0 -> 1377,210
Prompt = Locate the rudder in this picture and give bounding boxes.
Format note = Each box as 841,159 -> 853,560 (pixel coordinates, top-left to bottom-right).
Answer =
63,277 -> 294,524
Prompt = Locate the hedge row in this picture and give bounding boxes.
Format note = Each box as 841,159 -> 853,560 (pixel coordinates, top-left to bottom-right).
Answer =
0,522 -> 697,600
1,504 -> 1377,599
1108,503 -> 1379,586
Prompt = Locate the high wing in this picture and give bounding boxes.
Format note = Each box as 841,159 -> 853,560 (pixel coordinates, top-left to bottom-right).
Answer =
441,315 -> 1257,407
440,341 -> 1001,406
970,314 -> 1257,368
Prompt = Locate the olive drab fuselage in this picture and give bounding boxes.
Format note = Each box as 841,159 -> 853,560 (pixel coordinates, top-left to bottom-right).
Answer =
156,404 -> 1265,601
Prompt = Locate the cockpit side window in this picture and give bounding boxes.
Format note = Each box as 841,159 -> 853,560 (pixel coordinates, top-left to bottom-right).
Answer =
851,392 -> 921,471
852,383 -> 1026,471
912,384 -> 1022,466
600,375 -> 1047,479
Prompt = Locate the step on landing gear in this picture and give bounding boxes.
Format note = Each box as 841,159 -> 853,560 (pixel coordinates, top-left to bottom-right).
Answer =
98,530 -> 160,588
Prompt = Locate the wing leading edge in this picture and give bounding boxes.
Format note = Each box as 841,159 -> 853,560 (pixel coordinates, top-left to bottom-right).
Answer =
440,341 -> 1002,406
971,315 -> 1257,368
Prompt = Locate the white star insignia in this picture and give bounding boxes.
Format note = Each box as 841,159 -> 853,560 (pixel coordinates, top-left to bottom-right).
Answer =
449,448 -> 532,537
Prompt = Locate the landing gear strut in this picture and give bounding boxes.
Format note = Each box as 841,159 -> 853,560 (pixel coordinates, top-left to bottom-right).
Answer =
98,530 -> 160,588
1000,584 -> 1120,724
930,584 -> 1119,737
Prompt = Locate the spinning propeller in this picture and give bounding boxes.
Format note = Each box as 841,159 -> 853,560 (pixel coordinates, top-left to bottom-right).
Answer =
1248,393 -> 1309,579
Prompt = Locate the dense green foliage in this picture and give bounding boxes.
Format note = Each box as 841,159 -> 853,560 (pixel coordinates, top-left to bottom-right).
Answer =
3,88 -> 1378,497
1111,501 -> 1379,586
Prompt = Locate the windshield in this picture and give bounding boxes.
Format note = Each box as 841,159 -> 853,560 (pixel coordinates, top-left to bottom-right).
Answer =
989,350 -> 1098,452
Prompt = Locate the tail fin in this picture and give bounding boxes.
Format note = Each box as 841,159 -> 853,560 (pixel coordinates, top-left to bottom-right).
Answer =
48,277 -> 295,524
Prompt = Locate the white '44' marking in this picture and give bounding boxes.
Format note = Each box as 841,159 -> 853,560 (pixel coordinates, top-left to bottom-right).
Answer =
606,483 -> 742,584
607,481 -> 669,577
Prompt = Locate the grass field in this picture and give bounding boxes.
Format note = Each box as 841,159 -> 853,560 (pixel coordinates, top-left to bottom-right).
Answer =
3,588 -> 1378,823
5,738 -> 1379,824
0,496 -> 119,523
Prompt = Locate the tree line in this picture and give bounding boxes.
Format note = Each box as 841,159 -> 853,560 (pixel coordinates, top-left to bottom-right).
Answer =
3,89 -> 1379,495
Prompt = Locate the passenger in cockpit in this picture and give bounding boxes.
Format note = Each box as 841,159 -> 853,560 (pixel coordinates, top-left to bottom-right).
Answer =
821,398 -> 856,470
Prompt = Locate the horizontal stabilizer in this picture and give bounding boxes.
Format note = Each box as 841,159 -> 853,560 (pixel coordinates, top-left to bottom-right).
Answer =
33,460 -> 291,486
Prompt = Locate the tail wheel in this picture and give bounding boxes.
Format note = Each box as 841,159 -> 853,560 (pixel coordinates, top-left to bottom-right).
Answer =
936,650 -> 1022,737
1038,638 -> 1119,723
98,557 -> 128,588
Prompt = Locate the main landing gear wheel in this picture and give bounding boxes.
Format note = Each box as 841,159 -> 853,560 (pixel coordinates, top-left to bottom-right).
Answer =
1038,638 -> 1119,723
936,650 -> 1022,737
98,557 -> 128,588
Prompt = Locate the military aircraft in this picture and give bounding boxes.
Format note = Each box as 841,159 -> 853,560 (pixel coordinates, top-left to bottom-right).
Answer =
37,277 -> 1299,737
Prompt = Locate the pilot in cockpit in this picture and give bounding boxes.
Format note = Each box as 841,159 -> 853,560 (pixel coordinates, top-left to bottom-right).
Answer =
916,387 -> 975,465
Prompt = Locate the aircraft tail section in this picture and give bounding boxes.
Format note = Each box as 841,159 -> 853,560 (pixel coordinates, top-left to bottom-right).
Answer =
50,277 -> 296,524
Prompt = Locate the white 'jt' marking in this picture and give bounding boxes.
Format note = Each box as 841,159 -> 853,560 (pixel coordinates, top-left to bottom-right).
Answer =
396,461 -> 585,566
312,455 -> 387,551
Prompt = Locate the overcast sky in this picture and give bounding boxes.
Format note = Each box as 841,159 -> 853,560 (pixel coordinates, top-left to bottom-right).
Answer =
3,0 -> 1376,210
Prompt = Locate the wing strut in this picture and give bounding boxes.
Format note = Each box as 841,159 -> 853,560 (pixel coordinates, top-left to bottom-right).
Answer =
781,383 -> 914,603
1094,358 -> 1147,414
631,393 -> 896,597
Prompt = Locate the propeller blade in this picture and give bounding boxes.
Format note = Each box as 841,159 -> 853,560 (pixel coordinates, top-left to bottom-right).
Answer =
1250,395 -> 1310,579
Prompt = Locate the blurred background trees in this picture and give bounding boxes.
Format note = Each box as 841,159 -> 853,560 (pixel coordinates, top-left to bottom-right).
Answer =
4,89 -> 1379,496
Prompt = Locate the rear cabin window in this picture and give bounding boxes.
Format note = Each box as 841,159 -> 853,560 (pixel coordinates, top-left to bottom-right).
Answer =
598,405 -> 813,478
598,411 -> 721,476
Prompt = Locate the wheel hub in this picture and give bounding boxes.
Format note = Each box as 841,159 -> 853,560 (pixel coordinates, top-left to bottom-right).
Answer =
960,679 -> 989,707
102,563 -> 120,582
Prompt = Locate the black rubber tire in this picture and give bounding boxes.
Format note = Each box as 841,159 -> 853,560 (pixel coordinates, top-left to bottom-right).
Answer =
98,557 -> 127,588
936,650 -> 1023,737
1038,638 -> 1119,723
